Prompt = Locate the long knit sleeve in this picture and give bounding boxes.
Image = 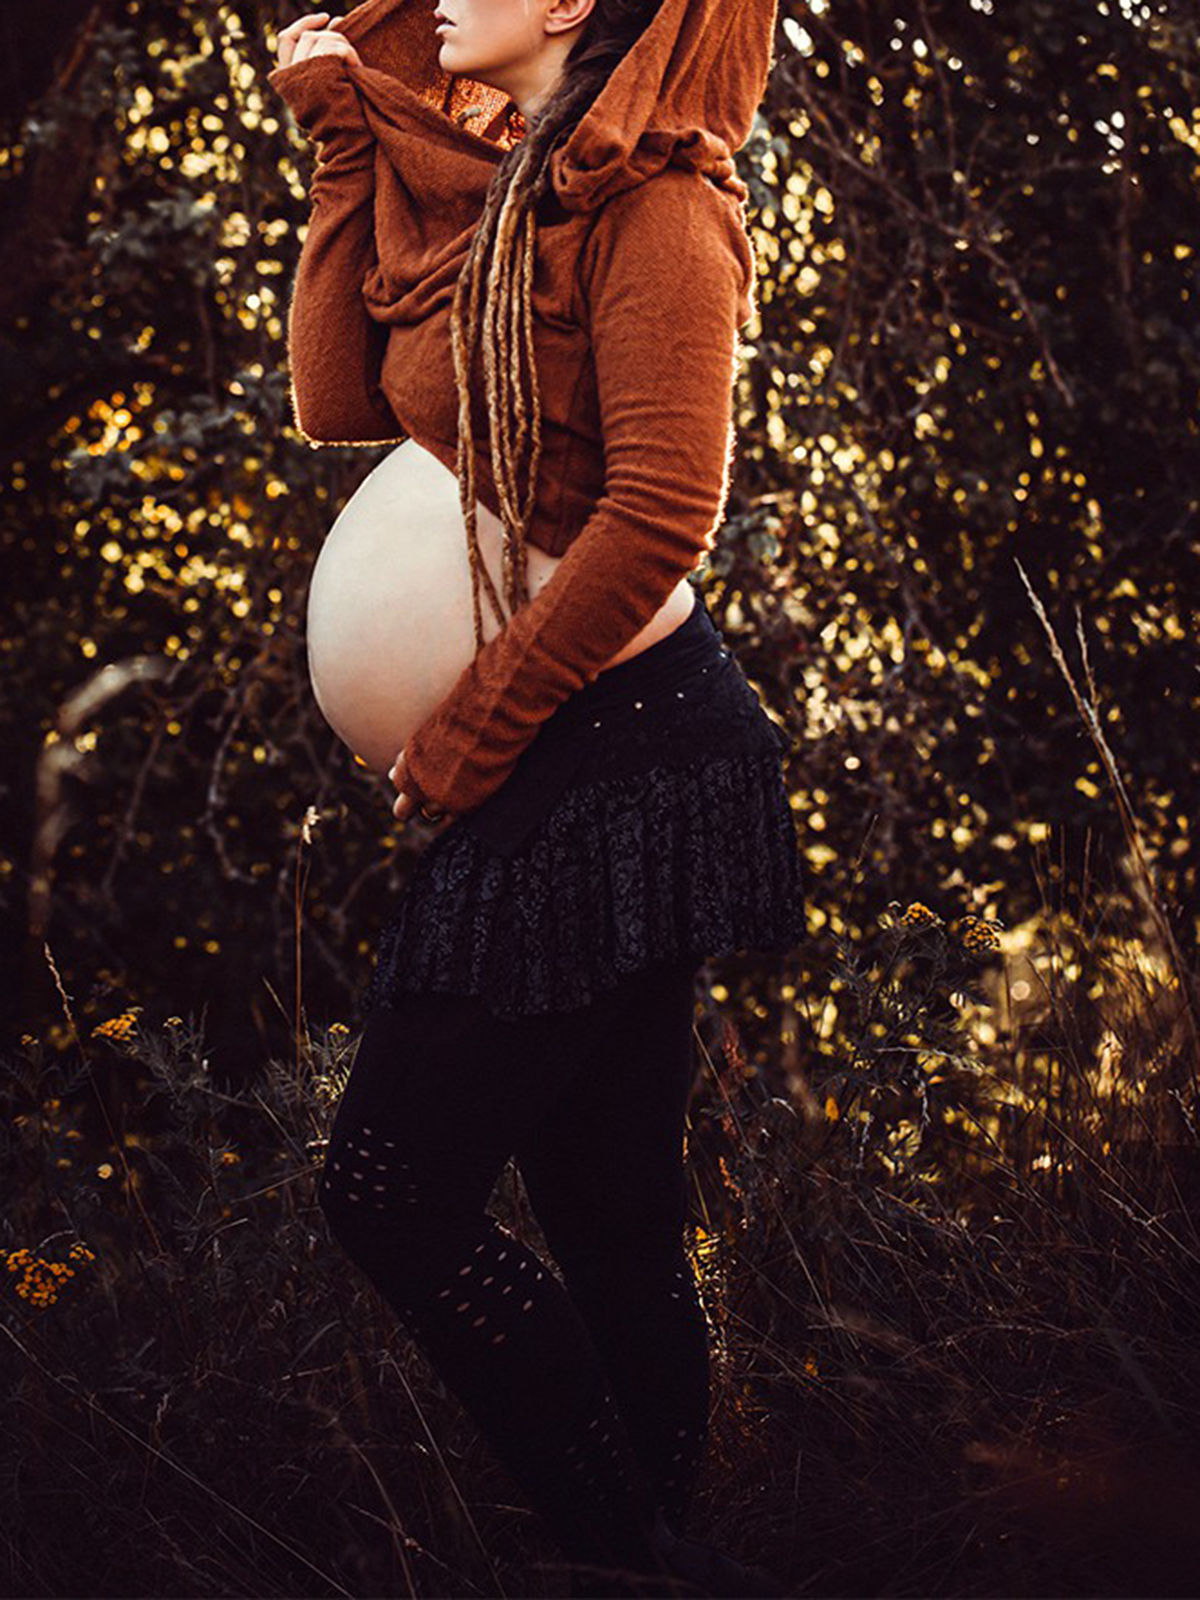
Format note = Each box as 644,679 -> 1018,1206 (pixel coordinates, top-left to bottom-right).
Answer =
401,172 -> 751,817
267,52 -> 406,446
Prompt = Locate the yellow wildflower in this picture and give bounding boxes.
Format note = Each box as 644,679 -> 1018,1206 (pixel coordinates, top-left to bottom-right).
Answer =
92,1010 -> 139,1041
6,1250 -> 78,1309
960,915 -> 1003,952
899,901 -> 941,928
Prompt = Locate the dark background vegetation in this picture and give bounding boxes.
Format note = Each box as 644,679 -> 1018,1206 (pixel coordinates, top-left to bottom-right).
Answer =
1,0 -> 1197,1059
1,1 -> 1198,1596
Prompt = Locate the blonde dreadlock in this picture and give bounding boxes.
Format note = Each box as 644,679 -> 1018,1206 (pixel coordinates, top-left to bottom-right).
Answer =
447,0 -> 666,656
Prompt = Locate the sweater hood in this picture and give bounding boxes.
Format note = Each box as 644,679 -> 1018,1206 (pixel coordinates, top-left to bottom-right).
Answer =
330,0 -> 778,210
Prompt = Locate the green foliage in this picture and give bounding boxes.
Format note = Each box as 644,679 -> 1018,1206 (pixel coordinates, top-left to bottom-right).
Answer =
1,0 -> 1196,1059
730,0 -> 1199,983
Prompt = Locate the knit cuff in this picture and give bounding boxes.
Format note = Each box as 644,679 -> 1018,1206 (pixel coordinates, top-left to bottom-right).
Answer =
267,53 -> 372,147
400,733 -> 483,820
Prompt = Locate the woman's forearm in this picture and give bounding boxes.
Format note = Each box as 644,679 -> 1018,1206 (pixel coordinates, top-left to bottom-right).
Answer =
269,54 -> 406,446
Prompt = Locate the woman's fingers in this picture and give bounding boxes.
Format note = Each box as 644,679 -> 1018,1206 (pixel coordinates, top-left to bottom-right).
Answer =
275,13 -> 365,72
392,793 -> 453,827
388,750 -> 421,823
293,29 -> 364,68
275,12 -> 331,70
388,751 -> 450,826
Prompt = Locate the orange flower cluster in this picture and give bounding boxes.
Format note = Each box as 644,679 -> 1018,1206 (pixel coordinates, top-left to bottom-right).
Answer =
959,914 -> 1003,953
2,1241 -> 96,1309
893,901 -> 1003,953
92,1010 -> 139,1041
898,901 -> 942,928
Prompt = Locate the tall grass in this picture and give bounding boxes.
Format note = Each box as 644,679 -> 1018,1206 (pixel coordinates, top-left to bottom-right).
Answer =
3,595 -> 1197,1597
3,865 -> 1197,1596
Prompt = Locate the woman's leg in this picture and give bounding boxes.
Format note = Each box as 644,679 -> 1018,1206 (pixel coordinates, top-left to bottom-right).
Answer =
512,957 -> 711,1537
316,981 -> 675,1587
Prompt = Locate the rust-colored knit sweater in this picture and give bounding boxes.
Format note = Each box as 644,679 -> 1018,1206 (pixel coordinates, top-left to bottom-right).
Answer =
268,0 -> 778,817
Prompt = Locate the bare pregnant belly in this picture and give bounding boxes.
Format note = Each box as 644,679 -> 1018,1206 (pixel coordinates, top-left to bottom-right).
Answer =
305,438 -> 697,776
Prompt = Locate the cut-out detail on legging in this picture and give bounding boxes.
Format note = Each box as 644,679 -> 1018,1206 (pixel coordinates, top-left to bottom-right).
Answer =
654,1419 -> 706,1506
321,1119 -> 420,1212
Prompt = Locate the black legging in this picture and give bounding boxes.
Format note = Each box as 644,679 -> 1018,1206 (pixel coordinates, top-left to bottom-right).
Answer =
318,955 -> 709,1587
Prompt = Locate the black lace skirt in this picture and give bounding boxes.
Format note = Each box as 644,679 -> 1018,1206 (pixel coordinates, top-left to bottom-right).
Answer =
355,591 -> 806,1022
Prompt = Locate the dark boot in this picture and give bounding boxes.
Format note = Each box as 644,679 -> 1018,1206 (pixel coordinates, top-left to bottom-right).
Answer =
568,1509 -> 789,1598
648,1511 -> 790,1597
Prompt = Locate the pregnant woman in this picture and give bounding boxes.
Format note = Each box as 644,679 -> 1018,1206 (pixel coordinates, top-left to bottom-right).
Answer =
268,0 -> 802,1592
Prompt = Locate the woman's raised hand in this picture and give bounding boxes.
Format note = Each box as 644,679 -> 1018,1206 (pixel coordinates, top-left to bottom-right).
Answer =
274,10 -> 364,71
